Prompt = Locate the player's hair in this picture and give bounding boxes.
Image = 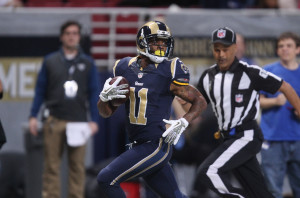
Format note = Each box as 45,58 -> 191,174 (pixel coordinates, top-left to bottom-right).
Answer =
277,32 -> 300,47
60,20 -> 82,36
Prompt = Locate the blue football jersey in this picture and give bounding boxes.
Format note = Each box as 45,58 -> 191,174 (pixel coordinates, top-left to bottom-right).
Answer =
113,56 -> 190,142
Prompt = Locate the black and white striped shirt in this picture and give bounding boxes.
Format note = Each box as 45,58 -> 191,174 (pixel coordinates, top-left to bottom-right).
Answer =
197,58 -> 282,131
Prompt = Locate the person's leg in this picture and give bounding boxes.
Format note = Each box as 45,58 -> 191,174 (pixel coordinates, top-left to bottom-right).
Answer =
143,163 -> 188,198
97,138 -> 172,198
261,141 -> 286,198
42,116 -> 65,198
198,129 -> 265,198
198,140 -> 248,197
67,144 -> 86,198
287,141 -> 300,198
233,156 -> 275,198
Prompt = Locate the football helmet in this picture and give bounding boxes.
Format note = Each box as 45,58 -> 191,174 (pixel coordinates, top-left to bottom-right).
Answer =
136,21 -> 174,63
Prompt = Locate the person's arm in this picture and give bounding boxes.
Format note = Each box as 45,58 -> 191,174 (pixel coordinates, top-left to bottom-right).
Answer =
29,61 -> 47,136
97,99 -> 118,118
278,81 -> 300,118
30,62 -> 47,118
97,77 -> 128,118
162,83 -> 207,145
260,93 -> 287,110
172,96 -> 192,118
172,95 -> 203,133
88,62 -> 100,122
87,62 -> 100,134
170,83 -> 207,123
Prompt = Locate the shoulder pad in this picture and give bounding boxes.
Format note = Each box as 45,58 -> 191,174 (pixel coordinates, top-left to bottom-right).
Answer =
170,57 -> 190,86
113,56 -> 138,76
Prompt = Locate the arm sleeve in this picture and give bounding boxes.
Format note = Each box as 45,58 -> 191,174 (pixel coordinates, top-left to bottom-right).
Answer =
29,61 -> 47,118
248,65 -> 283,94
172,58 -> 190,86
88,60 -> 101,123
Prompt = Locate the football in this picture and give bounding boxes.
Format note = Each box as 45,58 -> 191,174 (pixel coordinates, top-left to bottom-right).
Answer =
109,76 -> 130,106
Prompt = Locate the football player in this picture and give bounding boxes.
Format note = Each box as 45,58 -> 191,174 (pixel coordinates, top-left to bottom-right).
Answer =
97,21 -> 207,198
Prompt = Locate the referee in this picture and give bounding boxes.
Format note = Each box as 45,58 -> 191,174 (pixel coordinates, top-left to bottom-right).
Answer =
197,27 -> 300,198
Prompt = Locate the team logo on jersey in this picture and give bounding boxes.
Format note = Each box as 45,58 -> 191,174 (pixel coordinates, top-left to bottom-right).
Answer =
235,94 -> 243,103
135,81 -> 144,86
138,73 -> 144,78
181,64 -> 189,74
217,29 -> 226,38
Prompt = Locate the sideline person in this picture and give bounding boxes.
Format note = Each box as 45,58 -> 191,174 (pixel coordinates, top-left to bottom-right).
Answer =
260,32 -> 300,198
29,20 -> 99,198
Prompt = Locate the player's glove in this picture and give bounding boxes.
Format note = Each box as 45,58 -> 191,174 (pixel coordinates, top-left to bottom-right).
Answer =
162,118 -> 189,145
99,77 -> 129,102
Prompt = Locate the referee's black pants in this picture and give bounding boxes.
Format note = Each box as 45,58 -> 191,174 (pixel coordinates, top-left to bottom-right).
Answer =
197,124 -> 274,198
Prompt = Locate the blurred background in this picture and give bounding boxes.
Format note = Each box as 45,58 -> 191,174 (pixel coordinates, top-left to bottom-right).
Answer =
0,0 -> 300,198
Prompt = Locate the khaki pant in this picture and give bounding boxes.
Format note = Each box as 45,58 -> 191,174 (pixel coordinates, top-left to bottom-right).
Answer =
42,116 -> 86,198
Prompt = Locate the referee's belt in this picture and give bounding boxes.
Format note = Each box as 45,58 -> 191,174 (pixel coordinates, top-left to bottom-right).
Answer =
214,120 -> 258,139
